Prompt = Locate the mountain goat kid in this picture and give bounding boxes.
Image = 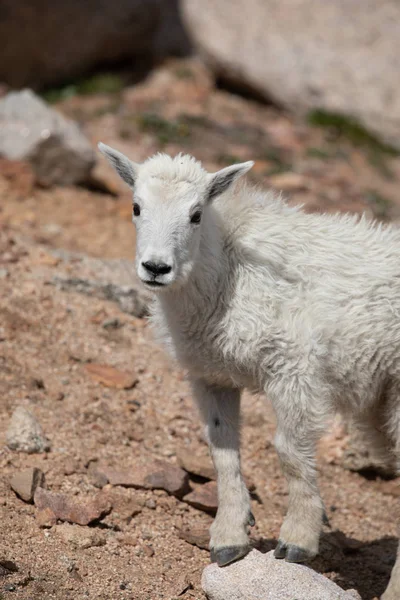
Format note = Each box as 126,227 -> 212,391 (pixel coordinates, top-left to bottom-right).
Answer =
99,143 -> 400,600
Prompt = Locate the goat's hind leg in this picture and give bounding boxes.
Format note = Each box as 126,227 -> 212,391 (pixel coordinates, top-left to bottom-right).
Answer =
270,379 -> 328,563
191,380 -> 253,567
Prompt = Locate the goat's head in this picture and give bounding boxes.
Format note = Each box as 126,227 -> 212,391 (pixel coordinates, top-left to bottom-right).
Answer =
98,144 -> 253,290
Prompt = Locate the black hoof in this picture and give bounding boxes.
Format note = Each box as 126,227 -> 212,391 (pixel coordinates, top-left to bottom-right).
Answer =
286,545 -> 314,563
274,540 -> 315,563
248,511 -> 256,527
274,540 -> 287,559
210,545 -> 250,567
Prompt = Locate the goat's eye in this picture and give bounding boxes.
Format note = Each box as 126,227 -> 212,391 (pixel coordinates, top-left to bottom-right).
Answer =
133,203 -> 141,217
190,210 -> 202,224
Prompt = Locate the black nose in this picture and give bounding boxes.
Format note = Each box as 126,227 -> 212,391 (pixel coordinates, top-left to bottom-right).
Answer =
142,261 -> 172,276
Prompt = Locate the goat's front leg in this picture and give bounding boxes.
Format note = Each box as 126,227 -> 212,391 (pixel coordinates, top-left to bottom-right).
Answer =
270,380 -> 327,563
191,379 -> 253,566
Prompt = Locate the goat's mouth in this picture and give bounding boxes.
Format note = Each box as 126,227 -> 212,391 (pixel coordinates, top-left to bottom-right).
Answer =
142,279 -> 167,288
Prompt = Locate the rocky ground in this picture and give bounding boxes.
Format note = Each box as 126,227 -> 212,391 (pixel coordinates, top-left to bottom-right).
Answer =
1,58 -> 400,600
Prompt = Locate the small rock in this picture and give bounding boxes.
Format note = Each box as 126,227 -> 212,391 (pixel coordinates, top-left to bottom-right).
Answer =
176,451 -> 256,492
84,363 -> 138,390
98,460 -> 190,497
202,549 -> 361,600
179,526 -> 210,550
103,490 -> 142,526
173,572 -> 193,597
6,406 -> 51,453
63,458 -> 80,476
0,560 -> 18,577
0,90 -> 95,186
36,507 -> 57,528
56,523 -> 106,549
10,467 -> 45,503
34,488 -> 111,526
177,452 -> 216,480
183,481 -> 218,514
88,467 -> 109,489
145,461 -> 190,497
143,545 -> 155,557
145,498 -> 156,510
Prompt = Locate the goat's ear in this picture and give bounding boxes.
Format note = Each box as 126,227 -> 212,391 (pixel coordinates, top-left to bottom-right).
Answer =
98,142 -> 138,188
206,161 -> 254,202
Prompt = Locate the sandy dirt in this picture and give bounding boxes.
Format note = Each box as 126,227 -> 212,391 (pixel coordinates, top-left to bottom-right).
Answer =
1,58 -> 400,600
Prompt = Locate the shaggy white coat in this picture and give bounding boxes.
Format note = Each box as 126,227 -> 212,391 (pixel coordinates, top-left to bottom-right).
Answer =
99,145 -> 400,600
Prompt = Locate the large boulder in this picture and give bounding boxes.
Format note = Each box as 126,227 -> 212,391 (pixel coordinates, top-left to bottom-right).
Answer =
0,0 -> 190,89
0,90 -> 95,186
202,549 -> 361,600
181,0 -> 400,149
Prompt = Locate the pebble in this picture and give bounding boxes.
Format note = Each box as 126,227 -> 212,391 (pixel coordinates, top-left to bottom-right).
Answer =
6,406 -> 51,453
10,467 -> 45,503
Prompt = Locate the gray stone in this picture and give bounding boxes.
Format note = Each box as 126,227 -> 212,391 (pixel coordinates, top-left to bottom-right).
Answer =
0,90 -> 95,186
202,549 -> 361,600
46,249 -> 150,318
6,407 -> 51,454
182,0 -> 400,149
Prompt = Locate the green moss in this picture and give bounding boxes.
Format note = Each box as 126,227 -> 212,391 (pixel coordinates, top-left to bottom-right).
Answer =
42,72 -> 124,103
174,66 -> 195,80
137,113 -> 191,145
306,147 -> 333,160
77,73 -> 124,95
307,110 -> 399,156
42,84 -> 78,103
179,114 -> 213,128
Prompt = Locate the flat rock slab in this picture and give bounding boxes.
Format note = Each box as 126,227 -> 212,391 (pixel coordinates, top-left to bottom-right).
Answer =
10,467 -> 45,503
55,523 -> 106,549
0,90 -> 94,186
84,363 -> 138,390
202,550 -> 361,600
183,481 -> 218,514
46,248 -> 150,318
176,451 -> 256,491
179,525 -> 210,550
177,452 -> 216,481
6,406 -> 50,454
97,460 -> 189,497
34,488 -> 111,526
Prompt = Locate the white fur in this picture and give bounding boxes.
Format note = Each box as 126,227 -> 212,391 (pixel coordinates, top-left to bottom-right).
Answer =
99,144 -> 400,599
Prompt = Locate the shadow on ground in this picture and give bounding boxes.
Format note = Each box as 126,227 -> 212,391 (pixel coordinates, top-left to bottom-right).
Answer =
254,532 -> 397,600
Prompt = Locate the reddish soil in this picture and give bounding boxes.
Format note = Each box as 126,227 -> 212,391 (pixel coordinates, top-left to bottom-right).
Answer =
1,58 -> 400,600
